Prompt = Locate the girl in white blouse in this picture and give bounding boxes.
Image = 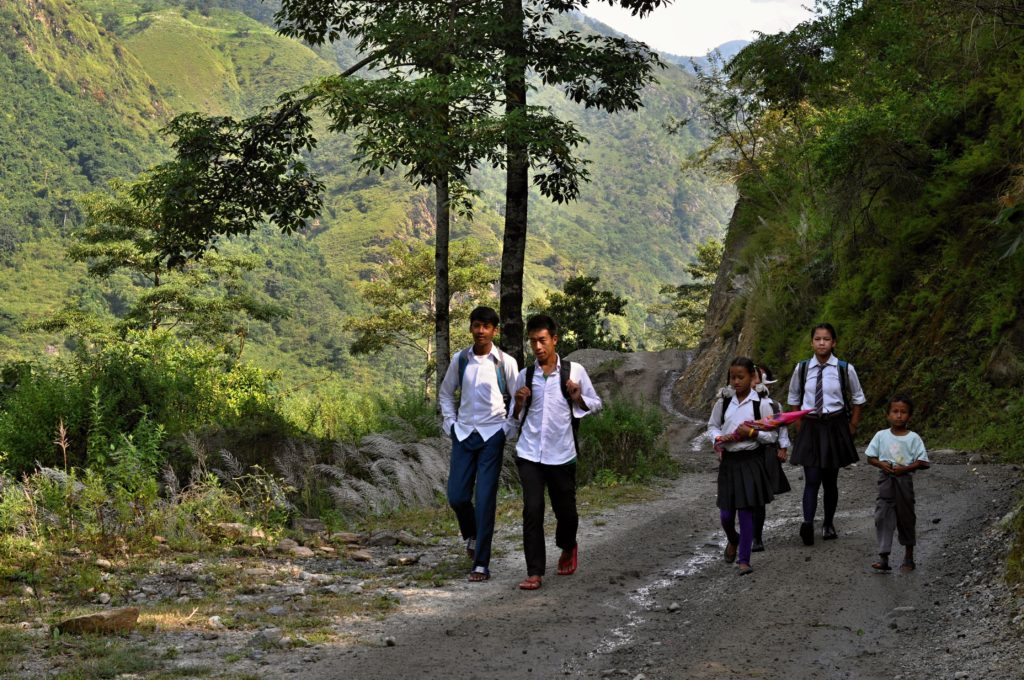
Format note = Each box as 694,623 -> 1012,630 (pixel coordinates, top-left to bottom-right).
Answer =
708,357 -> 778,576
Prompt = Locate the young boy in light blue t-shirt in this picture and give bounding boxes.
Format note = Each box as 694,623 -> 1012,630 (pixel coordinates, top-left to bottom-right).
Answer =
865,395 -> 930,573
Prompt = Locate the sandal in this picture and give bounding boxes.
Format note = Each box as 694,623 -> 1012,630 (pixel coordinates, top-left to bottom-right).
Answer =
465,538 -> 476,560
871,561 -> 892,572
468,566 -> 490,582
724,542 -> 737,564
900,560 -> 916,573
557,545 -> 578,576
518,575 -> 542,590
737,563 -> 754,576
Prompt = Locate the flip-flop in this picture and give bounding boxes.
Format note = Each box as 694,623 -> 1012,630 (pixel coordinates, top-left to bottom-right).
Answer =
518,575 -> 542,590
468,566 -> 490,582
557,545 -> 578,575
871,561 -> 892,572
737,563 -> 754,576
724,542 -> 737,563
900,560 -> 916,573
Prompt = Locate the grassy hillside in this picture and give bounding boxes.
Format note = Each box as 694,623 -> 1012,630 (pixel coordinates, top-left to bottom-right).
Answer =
0,0 -> 733,390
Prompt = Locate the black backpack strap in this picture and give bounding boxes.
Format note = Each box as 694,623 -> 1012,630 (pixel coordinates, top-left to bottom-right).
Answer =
837,358 -> 851,414
560,359 -> 580,457
719,395 -> 731,426
798,359 -> 809,406
752,397 -> 761,421
520,364 -> 536,424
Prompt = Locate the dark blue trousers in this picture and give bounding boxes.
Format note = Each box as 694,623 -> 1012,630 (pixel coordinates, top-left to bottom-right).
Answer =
447,429 -> 505,568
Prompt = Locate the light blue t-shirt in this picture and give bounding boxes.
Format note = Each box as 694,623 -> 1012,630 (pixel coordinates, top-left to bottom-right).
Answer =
865,429 -> 929,467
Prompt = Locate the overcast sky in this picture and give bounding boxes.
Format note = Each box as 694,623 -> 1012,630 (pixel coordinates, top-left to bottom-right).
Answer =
581,0 -> 813,56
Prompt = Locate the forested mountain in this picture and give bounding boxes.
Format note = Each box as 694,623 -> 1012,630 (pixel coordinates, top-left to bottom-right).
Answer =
0,0 -> 733,389
674,0 -> 1024,454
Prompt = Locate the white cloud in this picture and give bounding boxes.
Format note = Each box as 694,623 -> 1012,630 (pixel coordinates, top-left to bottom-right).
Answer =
582,0 -> 812,56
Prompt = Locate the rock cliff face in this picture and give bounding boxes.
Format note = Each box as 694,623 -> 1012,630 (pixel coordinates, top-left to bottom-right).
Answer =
671,199 -> 756,418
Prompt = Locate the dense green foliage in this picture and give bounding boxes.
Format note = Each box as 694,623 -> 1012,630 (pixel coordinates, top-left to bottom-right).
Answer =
699,0 -> 1024,455
0,0 -> 732,392
0,331 -> 287,474
650,238 -> 723,348
530,275 -> 631,354
577,395 -> 673,486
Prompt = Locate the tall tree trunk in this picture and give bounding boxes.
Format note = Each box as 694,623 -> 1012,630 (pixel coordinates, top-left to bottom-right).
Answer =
500,0 -> 529,367
434,172 -> 451,401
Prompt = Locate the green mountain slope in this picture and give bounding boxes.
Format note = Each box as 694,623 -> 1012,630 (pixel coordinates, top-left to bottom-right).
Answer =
0,0 -> 733,387
674,1 -> 1024,455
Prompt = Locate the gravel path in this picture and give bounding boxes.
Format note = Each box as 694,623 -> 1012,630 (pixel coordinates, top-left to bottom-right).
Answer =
277,435 -> 1023,680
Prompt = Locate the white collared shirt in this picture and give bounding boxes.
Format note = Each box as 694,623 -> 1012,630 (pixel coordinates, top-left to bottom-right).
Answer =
511,357 -> 602,465
707,390 -> 779,452
439,345 -> 519,442
786,354 -> 867,413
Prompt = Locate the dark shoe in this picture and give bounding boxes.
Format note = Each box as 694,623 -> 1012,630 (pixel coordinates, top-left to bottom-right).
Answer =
822,525 -> 838,540
724,542 -> 738,563
800,522 -> 814,546
751,539 -> 765,553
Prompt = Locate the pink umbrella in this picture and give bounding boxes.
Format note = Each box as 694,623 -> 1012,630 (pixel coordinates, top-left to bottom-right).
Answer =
714,409 -> 813,455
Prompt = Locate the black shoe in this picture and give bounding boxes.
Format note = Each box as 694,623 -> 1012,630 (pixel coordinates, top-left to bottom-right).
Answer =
822,525 -> 838,540
751,539 -> 765,552
800,522 -> 814,546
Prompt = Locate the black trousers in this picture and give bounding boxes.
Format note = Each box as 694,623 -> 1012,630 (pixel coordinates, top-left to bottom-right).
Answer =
516,457 -> 578,577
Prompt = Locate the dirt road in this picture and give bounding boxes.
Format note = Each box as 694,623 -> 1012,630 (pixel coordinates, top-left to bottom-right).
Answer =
283,426 -> 1022,680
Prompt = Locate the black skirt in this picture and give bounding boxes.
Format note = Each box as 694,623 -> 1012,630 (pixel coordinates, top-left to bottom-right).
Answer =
790,412 -> 858,469
764,444 -> 791,495
717,447 -> 774,511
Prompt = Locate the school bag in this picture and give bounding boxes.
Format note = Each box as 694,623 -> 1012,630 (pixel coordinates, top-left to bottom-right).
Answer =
718,392 -> 765,425
519,359 -> 580,456
456,346 -> 512,411
797,358 -> 853,414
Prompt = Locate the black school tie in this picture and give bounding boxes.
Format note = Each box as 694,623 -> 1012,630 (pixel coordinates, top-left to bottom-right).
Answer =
814,364 -> 825,414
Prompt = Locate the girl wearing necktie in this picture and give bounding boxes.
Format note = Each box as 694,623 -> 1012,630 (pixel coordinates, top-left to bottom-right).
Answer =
786,323 -> 867,546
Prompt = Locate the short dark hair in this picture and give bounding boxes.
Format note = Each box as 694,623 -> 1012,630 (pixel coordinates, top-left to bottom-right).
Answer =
728,356 -> 756,376
811,323 -> 837,341
526,314 -> 558,336
889,394 -> 914,415
469,306 -> 499,327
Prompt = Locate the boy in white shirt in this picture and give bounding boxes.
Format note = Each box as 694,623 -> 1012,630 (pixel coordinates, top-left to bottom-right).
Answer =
865,395 -> 930,573
438,306 -> 519,582
509,314 -> 602,590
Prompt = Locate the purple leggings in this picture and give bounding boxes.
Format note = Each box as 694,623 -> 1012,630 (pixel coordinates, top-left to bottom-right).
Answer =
720,508 -> 754,565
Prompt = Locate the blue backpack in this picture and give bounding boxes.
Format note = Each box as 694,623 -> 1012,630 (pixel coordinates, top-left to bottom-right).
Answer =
456,347 -> 512,411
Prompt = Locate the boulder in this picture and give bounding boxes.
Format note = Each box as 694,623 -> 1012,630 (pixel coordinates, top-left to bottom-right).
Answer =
56,607 -> 139,635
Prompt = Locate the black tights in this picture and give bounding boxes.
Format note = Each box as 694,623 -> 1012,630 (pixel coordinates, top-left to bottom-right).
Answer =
753,505 -> 766,542
802,466 -> 839,526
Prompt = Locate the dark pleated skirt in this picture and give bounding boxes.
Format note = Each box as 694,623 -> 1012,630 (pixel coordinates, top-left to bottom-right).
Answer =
790,413 -> 859,469
717,447 -> 774,511
764,444 -> 792,495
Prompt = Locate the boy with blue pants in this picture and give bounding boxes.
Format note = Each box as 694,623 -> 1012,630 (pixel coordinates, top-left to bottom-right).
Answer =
439,306 -> 519,582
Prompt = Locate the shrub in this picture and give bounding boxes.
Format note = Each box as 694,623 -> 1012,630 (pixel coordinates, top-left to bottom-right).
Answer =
0,331 -> 287,475
577,396 -> 673,486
